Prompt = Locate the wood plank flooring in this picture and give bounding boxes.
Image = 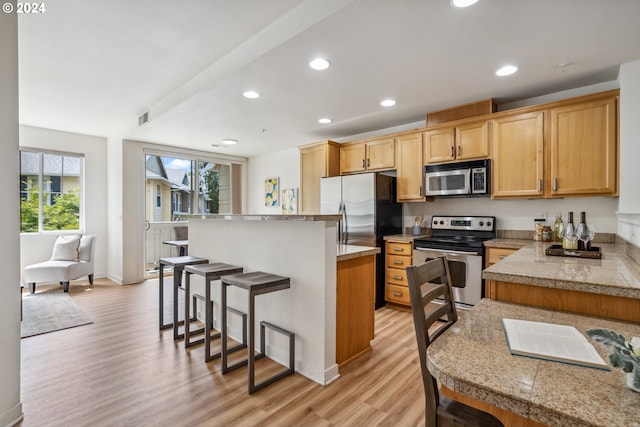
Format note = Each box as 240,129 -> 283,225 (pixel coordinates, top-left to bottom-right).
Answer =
19,278 -> 424,427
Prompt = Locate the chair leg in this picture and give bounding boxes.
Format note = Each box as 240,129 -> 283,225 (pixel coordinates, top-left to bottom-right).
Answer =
62,282 -> 69,292
29,282 -> 36,294
88,274 -> 94,285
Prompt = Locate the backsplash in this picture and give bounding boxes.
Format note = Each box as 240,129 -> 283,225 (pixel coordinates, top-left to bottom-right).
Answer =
497,229 -> 617,243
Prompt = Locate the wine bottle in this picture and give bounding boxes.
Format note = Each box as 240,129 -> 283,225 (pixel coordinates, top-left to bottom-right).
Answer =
563,211 -> 575,249
577,211 -> 590,251
553,212 -> 564,243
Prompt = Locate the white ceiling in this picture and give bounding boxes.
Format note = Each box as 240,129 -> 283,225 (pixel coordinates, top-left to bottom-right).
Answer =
18,0 -> 640,158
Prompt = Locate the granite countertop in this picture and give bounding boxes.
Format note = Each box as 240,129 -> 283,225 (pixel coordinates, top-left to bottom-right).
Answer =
383,233 -> 429,242
427,299 -> 640,427
337,244 -> 381,261
483,240 -> 640,299
184,214 -> 342,222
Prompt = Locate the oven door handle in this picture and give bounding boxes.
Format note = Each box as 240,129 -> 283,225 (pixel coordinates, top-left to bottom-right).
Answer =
414,247 -> 480,256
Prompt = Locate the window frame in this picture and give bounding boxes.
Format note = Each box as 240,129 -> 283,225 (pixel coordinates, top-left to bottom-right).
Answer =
19,147 -> 85,234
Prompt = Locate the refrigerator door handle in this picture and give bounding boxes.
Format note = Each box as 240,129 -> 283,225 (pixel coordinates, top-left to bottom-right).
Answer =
342,202 -> 348,244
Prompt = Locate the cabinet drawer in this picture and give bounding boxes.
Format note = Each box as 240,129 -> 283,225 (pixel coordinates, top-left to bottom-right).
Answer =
486,248 -> 517,266
386,254 -> 411,269
386,284 -> 411,305
386,267 -> 408,286
387,241 -> 412,256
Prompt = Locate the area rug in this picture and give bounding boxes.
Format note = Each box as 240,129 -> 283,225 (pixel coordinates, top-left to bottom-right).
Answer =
21,289 -> 93,338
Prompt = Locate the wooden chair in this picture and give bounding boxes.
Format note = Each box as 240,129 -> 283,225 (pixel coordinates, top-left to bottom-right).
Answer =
406,257 -> 503,427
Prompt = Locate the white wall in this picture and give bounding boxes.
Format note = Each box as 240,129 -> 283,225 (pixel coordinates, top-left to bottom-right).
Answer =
247,147 -> 300,214
19,126 -> 109,281
616,60 -> 640,247
404,197 -> 619,233
0,10 -> 23,427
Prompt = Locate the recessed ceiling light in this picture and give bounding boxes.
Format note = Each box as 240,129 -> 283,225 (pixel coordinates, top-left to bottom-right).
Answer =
451,0 -> 479,7
496,65 -> 518,76
309,58 -> 331,71
221,139 -> 237,145
318,118 -> 332,124
380,99 -> 396,107
243,90 -> 260,99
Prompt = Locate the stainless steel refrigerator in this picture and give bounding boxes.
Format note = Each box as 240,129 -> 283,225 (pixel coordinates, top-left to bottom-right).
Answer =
321,172 -> 402,308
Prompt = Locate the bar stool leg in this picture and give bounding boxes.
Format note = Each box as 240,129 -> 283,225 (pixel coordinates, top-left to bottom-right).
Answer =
221,280 -> 229,372
248,289 -> 256,393
173,266 -> 183,340
159,263 -> 165,330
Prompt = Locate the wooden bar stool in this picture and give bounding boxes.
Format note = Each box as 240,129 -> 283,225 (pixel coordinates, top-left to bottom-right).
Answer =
157,255 -> 208,339
221,271 -> 295,394
183,262 -> 245,361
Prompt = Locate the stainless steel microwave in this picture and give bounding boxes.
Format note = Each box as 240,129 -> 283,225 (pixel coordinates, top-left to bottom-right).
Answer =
424,159 -> 490,197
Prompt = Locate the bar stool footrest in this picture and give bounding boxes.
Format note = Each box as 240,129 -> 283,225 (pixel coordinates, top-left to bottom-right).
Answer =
206,305 -> 248,362
250,321 -> 295,394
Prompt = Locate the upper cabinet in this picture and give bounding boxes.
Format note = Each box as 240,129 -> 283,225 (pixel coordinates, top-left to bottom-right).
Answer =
299,141 -> 340,213
491,111 -> 545,198
424,120 -> 489,164
396,132 -> 424,202
549,96 -> 617,197
490,90 -> 619,199
340,138 -> 395,174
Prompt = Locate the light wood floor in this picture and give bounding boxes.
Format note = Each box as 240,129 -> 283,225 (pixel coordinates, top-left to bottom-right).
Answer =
19,278 -> 425,427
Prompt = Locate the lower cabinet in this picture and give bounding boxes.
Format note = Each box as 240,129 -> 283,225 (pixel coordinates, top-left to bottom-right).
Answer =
385,241 -> 413,307
485,247 -> 517,268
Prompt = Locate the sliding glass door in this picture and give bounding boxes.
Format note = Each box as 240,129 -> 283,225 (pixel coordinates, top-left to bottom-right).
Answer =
144,152 -> 233,275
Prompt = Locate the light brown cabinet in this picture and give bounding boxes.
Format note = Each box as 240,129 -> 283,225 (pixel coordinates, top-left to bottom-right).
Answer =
549,96 -> 618,197
491,111 -> 545,198
340,138 -> 395,174
396,132 -> 425,202
299,141 -> 340,213
384,241 -> 412,306
485,247 -> 518,268
491,91 -> 618,199
424,120 -> 489,164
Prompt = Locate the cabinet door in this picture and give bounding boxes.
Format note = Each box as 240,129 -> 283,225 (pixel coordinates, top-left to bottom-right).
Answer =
396,133 -> 425,201
340,143 -> 366,174
550,97 -> 617,196
491,112 -> 544,198
456,120 -> 489,160
424,127 -> 455,164
366,138 -> 395,170
300,141 -> 339,213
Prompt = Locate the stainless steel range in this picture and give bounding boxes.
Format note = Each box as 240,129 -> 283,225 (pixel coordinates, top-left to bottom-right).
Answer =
413,215 -> 496,308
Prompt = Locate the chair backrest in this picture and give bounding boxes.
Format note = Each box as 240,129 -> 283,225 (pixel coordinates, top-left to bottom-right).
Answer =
406,256 -> 458,427
174,225 -> 188,241
78,235 -> 96,267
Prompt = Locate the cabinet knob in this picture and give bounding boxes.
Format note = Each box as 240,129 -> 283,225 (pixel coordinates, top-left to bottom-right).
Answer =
553,177 -> 558,191
450,146 -> 454,157
392,291 -> 403,297
538,179 -> 542,192
393,275 -> 403,280
367,158 -> 370,168
457,145 -> 461,157
393,247 -> 404,252
362,159 -> 365,168
393,260 -> 404,265
499,255 -> 506,259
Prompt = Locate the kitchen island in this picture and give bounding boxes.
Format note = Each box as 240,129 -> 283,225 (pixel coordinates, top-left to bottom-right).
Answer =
185,214 -> 378,385
483,241 -> 640,323
428,299 -> 640,427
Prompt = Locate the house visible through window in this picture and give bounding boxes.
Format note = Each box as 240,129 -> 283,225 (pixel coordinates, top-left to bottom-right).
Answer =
20,149 -> 83,233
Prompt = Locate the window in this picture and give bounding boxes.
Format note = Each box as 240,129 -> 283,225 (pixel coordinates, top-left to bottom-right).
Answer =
20,149 -> 83,233
156,184 -> 161,208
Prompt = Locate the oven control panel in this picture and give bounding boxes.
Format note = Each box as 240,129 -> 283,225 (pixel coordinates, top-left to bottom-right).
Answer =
431,216 -> 495,231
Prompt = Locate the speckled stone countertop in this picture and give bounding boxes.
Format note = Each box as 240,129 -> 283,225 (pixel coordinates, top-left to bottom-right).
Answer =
383,233 -> 429,242
336,244 -> 380,261
427,299 -> 640,427
182,213 -> 342,221
483,241 -> 640,299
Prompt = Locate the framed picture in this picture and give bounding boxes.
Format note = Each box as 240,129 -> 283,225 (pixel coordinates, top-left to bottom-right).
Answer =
265,177 -> 279,206
282,188 -> 298,214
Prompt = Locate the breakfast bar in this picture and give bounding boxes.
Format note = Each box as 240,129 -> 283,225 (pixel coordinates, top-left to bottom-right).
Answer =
427,299 -> 640,427
184,214 -> 379,385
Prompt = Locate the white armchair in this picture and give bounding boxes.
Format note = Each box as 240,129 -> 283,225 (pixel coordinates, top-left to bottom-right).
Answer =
24,235 -> 96,294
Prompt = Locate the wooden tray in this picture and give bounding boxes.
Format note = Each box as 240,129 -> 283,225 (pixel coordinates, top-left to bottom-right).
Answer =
545,244 -> 602,259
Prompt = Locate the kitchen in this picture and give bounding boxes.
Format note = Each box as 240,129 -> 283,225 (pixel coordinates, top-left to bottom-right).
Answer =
5,1 -> 640,426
